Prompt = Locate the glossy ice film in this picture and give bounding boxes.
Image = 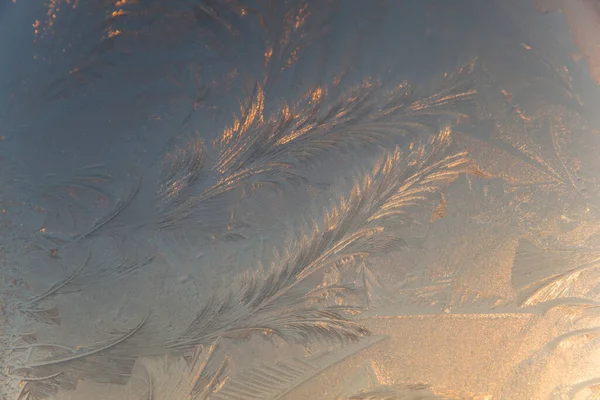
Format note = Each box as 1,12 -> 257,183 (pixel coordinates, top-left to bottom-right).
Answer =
1,1 -> 600,399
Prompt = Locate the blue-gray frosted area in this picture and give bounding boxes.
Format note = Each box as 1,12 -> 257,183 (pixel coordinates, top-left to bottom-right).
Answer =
1,1 -> 600,399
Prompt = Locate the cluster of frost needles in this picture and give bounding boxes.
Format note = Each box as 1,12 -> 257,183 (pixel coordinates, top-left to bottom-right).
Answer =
8,126 -> 471,399
1,1 -> 488,399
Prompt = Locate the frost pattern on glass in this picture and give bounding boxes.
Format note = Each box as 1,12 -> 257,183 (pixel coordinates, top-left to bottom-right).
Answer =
1,1 -> 600,399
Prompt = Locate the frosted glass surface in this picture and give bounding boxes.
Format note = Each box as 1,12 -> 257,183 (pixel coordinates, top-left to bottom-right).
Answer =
1,1 -> 600,399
